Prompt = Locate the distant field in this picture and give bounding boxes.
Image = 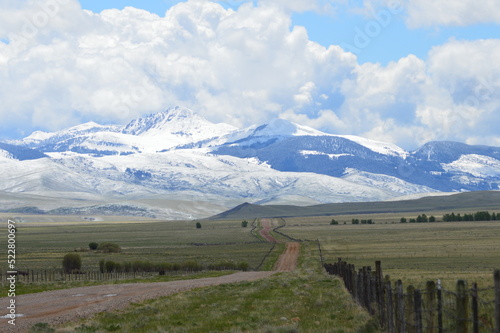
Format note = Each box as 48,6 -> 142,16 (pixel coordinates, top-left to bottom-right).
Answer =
0,218 -> 274,273
283,214 -> 500,288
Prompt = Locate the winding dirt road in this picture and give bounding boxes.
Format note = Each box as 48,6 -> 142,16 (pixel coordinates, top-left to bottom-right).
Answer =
0,218 -> 300,332
259,218 -> 300,272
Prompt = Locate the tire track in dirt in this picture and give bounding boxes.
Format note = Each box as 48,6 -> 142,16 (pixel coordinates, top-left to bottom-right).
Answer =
259,218 -> 300,272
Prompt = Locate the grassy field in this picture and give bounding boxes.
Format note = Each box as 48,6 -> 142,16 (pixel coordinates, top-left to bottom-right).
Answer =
283,214 -> 500,289
0,218 -> 275,273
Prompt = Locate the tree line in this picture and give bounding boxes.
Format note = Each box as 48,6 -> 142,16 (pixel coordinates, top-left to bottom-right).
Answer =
401,211 -> 499,223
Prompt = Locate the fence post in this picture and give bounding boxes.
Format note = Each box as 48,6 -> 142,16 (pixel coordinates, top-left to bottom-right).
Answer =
406,285 -> 416,333
386,278 -> 395,333
376,261 -> 386,328
426,281 -> 436,333
414,289 -> 423,333
395,280 -> 406,333
437,280 -> 443,333
494,270 -> 500,333
456,280 -> 469,333
471,283 -> 479,333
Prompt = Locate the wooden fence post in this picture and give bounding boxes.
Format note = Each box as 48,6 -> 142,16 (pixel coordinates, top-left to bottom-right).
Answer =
406,285 -> 416,333
426,281 -> 436,333
437,280 -> 443,333
414,289 -> 423,333
395,280 -> 406,333
376,261 -> 386,328
456,280 -> 469,333
386,278 -> 395,333
471,283 -> 479,333
494,270 -> 500,333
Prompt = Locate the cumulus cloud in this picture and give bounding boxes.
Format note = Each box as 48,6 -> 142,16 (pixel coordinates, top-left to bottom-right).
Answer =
0,0 -> 499,149
405,0 -> 500,28
363,0 -> 500,28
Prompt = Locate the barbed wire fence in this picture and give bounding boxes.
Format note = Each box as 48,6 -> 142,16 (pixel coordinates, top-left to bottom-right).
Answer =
324,258 -> 500,333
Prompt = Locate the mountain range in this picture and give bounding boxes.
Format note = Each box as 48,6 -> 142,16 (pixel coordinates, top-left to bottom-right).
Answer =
1,106 -> 499,220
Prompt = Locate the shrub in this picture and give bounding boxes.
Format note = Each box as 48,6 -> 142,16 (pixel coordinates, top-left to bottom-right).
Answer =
330,219 -> 338,225
88,242 -> 99,250
105,260 -> 117,273
195,222 -> 202,229
62,253 -> 82,273
182,261 -> 202,272
29,323 -> 55,333
241,220 -> 248,227
99,259 -> 105,273
237,261 -> 249,271
97,242 -> 121,253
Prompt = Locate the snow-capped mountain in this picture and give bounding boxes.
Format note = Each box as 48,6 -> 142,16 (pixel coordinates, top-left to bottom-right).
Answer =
3,107 -> 500,219
14,106 -> 237,155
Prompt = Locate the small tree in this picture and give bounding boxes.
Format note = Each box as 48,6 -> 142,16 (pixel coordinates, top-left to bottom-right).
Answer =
330,219 -> 338,225
241,220 -> 248,228
62,253 -> 82,273
196,222 -> 202,229
97,242 -> 121,253
89,242 -> 99,250
400,217 -> 407,223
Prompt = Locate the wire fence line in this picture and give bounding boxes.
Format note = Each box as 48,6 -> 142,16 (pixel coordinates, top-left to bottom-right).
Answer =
324,258 -> 500,333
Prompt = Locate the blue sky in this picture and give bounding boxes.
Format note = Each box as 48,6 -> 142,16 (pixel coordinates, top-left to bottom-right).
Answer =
0,0 -> 499,149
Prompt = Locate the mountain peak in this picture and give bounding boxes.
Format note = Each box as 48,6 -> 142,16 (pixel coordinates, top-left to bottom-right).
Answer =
252,118 -> 326,137
122,106 -> 201,135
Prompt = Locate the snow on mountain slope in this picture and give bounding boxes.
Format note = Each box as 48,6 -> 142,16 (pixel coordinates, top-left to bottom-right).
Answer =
335,135 -> 407,157
0,157 -> 153,196
442,154 -> 500,178
46,149 -> 408,204
222,118 -> 407,158
18,122 -> 120,147
341,168 -> 436,195
0,149 -> 14,161
13,107 -> 237,156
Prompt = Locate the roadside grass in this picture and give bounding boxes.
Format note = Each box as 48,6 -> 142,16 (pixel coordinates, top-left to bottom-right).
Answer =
55,241 -> 379,333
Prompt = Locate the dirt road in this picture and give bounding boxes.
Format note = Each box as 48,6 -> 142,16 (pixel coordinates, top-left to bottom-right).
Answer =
0,271 -> 274,332
259,219 -> 300,272
274,242 -> 300,272
259,218 -> 280,243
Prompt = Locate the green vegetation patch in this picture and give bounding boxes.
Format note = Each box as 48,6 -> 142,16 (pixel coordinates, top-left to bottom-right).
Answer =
62,271 -> 376,333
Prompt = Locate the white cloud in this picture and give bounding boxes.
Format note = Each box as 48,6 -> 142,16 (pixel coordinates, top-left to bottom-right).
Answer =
406,0 -> 500,27
0,0 -> 499,149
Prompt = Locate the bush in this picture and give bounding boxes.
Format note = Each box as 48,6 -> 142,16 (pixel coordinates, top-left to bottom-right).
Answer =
88,242 -> 99,250
195,222 -> 202,229
97,242 -> 121,253
330,219 -> 338,225
99,259 -> 105,273
105,260 -> 116,273
241,220 -> 249,227
237,261 -> 249,271
62,253 -> 82,273
182,260 -> 202,272
29,323 -> 55,333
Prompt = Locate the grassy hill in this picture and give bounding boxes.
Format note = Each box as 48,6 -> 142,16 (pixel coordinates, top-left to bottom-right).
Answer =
210,191 -> 500,220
